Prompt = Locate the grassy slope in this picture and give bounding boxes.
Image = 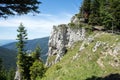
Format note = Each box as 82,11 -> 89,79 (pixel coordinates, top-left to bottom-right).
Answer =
41,32 -> 120,80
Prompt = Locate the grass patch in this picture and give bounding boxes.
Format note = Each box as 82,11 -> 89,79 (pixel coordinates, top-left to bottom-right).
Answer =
47,55 -> 56,64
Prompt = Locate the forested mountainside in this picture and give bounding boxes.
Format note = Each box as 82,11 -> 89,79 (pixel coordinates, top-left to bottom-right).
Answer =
0,40 -> 16,46
0,37 -> 48,70
0,47 -> 16,69
2,37 -> 49,62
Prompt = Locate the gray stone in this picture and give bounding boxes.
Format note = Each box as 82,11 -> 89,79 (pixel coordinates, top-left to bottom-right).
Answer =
14,66 -> 21,80
46,24 -> 86,66
79,41 -> 85,51
71,16 -> 80,24
113,43 -> 120,55
92,41 -> 102,52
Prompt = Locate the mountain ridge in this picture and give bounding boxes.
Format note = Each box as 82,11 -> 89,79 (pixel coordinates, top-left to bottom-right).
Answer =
0,46 -> 16,69
2,37 -> 49,62
0,40 -> 16,46
0,37 -> 49,69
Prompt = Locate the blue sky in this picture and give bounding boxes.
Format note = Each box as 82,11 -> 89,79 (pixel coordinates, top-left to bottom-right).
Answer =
0,0 -> 82,40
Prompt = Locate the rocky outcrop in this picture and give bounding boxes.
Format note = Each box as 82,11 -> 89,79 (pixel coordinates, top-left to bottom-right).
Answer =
14,66 -> 21,80
46,23 -> 86,66
71,16 -> 80,24
14,70 -> 20,80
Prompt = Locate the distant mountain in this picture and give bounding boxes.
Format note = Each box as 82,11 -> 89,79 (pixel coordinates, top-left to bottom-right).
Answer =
0,40 -> 16,46
2,37 -> 49,62
0,47 -> 17,69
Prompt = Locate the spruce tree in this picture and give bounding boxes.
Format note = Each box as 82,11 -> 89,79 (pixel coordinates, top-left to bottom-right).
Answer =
79,0 -> 120,30
89,0 -> 100,25
30,46 -> 45,80
0,0 -> 41,18
81,0 -> 91,23
32,45 -> 41,60
30,60 -> 44,80
16,23 -> 28,80
109,0 -> 120,30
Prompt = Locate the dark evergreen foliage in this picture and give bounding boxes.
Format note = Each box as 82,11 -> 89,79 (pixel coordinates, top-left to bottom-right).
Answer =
89,0 -> 100,25
80,0 -> 120,30
0,0 -> 41,18
81,0 -> 91,23
7,68 -> 15,80
32,45 -> 41,60
16,23 -> 28,80
0,58 -> 6,80
30,60 -> 45,80
16,24 -> 45,80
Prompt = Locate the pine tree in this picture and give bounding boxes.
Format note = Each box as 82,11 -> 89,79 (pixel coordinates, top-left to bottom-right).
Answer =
81,0 -> 91,23
89,0 -> 100,25
99,0 -> 106,25
101,0 -> 120,30
30,60 -> 44,80
0,0 -> 41,18
79,0 -> 120,30
32,45 -> 41,60
16,23 -> 28,80
110,0 -> 120,30
30,46 -> 45,80
23,55 -> 34,80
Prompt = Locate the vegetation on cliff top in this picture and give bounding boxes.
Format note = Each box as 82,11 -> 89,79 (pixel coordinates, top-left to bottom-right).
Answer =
78,0 -> 120,30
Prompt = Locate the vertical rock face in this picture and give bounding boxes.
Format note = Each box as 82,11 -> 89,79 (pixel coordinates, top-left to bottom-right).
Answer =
67,27 -> 85,47
46,23 -> 86,66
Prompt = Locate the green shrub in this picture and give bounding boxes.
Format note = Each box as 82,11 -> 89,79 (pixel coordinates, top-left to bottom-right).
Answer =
68,23 -> 75,27
55,65 -> 62,70
30,60 -> 45,80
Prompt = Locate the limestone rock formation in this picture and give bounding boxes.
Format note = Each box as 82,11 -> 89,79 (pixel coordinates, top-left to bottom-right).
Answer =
46,24 -> 86,66
71,16 -> 80,24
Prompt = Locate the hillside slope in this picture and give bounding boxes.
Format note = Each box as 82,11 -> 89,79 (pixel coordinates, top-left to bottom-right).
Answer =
0,40 -> 16,46
2,37 -> 49,62
42,31 -> 120,80
0,47 -> 17,69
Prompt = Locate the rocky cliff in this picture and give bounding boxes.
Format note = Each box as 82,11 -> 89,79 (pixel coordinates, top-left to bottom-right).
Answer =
46,16 -> 86,66
42,14 -> 120,79
45,14 -> 120,69
42,30 -> 120,80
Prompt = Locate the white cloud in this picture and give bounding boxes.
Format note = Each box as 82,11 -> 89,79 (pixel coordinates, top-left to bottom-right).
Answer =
0,13 -> 74,39
0,13 -> 73,29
